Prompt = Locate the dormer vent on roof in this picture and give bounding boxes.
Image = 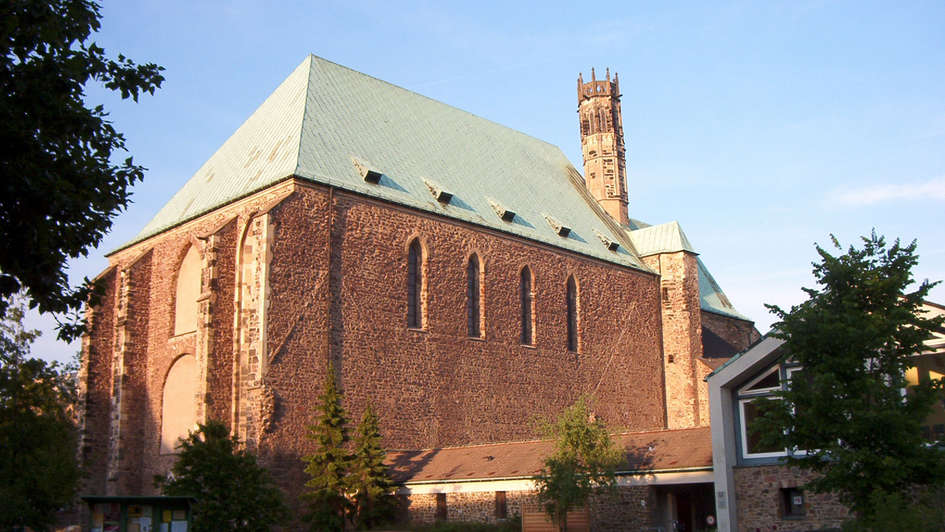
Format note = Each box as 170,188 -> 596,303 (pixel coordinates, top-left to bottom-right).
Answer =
595,229 -> 620,251
488,199 -> 516,222
352,157 -> 382,184
544,214 -> 571,237
423,178 -> 453,204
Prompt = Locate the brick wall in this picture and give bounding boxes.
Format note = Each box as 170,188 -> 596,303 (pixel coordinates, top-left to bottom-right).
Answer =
588,486 -> 658,530
105,250 -> 153,495
81,182 -> 296,495
643,251 -> 703,429
81,179 -> 668,502
79,266 -> 117,496
702,311 -> 760,354
733,465 -> 848,531
205,219 -> 237,426
406,486 -> 658,531
259,184 -> 665,485
406,491 -> 516,525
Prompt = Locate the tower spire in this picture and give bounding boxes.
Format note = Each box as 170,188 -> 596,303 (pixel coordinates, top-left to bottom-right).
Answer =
577,68 -> 629,226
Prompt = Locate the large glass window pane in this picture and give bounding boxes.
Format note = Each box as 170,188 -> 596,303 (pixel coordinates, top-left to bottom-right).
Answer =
742,399 -> 783,455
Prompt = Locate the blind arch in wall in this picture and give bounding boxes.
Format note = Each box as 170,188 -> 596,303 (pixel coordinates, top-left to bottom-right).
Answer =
161,354 -> 198,454
174,245 -> 201,335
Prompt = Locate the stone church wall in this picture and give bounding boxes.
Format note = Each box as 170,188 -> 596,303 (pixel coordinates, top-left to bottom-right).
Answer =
81,180 -> 669,501
81,181 -> 296,496
78,266 -> 118,496
258,183 -> 667,501
642,252 -> 704,429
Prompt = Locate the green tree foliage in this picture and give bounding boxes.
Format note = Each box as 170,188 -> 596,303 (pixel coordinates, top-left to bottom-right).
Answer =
841,488 -> 945,532
756,232 -> 945,522
156,420 -> 289,532
533,397 -> 622,532
350,403 -> 398,530
302,362 -> 353,531
0,0 -> 164,340
0,295 -> 81,531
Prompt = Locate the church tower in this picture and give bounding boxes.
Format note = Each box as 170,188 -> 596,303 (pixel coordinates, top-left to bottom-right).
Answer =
578,68 -> 629,226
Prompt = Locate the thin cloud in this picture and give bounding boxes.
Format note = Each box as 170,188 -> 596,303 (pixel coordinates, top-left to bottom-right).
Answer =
832,177 -> 945,205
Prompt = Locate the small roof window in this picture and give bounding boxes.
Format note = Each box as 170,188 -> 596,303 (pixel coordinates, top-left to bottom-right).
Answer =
595,230 -> 620,251
352,157 -> 382,184
488,199 -> 516,222
423,178 -> 453,204
543,214 -> 571,237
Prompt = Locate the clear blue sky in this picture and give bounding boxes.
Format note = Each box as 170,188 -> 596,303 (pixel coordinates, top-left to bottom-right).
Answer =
29,0 -> 945,363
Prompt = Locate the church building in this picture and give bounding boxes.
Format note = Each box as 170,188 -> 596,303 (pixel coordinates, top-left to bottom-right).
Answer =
78,55 -> 759,530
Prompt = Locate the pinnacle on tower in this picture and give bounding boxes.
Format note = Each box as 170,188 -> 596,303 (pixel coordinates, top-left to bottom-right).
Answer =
577,68 -> 629,226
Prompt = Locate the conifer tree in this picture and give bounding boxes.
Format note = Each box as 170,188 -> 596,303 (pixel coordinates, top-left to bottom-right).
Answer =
350,403 -> 398,529
302,361 -> 352,531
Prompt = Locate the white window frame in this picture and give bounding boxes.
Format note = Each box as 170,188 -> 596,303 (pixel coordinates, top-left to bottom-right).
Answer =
739,396 -> 788,459
784,366 -> 805,384
738,365 -> 782,396
783,366 -> 811,456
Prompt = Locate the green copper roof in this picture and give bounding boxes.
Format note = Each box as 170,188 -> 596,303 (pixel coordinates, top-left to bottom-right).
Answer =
625,221 -> 696,256
120,55 -> 644,270
697,256 -> 750,320
625,218 -> 750,321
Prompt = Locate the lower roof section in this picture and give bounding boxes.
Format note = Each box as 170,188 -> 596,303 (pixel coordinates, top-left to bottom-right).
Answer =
387,426 -> 712,486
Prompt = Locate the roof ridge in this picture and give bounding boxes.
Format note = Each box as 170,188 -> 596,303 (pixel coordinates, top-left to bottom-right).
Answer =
293,56 -> 315,177
307,54 -> 560,151
563,166 -> 647,264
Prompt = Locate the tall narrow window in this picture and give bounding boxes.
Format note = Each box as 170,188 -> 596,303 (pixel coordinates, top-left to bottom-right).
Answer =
466,254 -> 482,337
520,266 -> 534,345
435,493 -> 447,522
495,491 -> 508,519
407,239 -> 424,328
567,276 -> 579,352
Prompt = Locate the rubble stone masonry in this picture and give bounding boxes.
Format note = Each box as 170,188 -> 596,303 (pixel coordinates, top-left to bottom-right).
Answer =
80,179 -> 668,504
642,251 -> 704,429
702,310 -> 760,354
406,486 -> 657,530
734,466 -> 848,531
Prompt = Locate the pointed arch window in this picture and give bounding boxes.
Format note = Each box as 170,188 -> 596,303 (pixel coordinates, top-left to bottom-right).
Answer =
466,254 -> 483,338
566,276 -> 579,352
407,238 -> 425,328
520,266 -> 534,345
174,245 -> 201,336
